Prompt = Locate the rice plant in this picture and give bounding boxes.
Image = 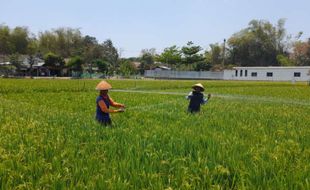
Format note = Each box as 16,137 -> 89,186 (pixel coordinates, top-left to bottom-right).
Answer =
0,79 -> 309,189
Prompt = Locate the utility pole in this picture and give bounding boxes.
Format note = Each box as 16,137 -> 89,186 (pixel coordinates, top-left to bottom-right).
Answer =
222,38 -> 226,68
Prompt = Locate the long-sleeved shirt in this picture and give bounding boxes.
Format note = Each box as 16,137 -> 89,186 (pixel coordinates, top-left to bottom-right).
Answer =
186,91 -> 208,104
186,91 -> 208,112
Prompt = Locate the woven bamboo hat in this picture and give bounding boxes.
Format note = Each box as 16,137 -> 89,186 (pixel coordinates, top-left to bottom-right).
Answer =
192,83 -> 205,92
96,80 -> 112,90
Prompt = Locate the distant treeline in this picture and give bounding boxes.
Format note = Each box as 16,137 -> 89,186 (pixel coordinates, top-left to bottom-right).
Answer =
0,18 -> 310,76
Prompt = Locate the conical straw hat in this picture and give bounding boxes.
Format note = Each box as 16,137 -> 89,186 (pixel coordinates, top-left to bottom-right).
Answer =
96,80 -> 112,90
192,83 -> 205,91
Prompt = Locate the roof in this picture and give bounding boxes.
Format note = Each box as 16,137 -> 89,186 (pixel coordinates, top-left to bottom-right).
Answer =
22,57 -> 44,66
0,62 -> 11,65
154,66 -> 171,70
33,62 -> 45,67
233,66 -> 310,69
132,61 -> 141,67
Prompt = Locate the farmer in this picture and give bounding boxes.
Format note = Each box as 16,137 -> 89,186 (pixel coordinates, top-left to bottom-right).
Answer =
186,83 -> 211,113
95,80 -> 125,125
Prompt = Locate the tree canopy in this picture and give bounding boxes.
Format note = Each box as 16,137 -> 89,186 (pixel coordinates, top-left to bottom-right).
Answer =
1,18 -> 310,76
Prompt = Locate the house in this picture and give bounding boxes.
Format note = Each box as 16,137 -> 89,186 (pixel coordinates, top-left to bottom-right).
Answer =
22,57 -> 52,76
0,62 -> 15,76
224,66 -> 310,81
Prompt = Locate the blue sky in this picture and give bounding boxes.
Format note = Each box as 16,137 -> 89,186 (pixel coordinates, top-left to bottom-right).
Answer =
1,0 -> 310,57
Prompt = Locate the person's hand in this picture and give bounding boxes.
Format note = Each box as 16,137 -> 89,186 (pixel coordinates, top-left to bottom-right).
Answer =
120,104 -> 126,108
118,108 -> 125,112
208,94 -> 211,99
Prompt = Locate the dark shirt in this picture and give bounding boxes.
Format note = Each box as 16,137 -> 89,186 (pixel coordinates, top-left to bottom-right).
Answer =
96,95 -> 110,122
187,91 -> 208,113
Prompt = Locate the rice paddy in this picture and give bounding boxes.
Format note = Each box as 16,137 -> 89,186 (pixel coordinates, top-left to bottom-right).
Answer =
0,79 -> 309,189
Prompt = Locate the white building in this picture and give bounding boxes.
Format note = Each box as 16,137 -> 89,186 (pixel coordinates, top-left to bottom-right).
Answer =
224,66 -> 310,81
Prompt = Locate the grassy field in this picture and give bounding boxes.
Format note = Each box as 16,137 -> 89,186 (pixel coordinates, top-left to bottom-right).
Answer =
0,79 -> 309,189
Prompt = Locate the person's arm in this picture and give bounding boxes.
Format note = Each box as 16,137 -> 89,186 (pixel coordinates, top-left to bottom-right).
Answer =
98,100 -> 122,113
186,92 -> 193,100
109,98 -> 125,108
202,94 -> 211,104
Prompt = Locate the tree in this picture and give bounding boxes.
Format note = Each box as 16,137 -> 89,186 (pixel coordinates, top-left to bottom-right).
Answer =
67,56 -> 84,77
194,61 -> 212,71
181,41 -> 203,69
27,55 -> 35,78
93,59 -> 109,74
10,26 -> 30,54
82,36 -> 103,77
141,48 -> 156,56
27,37 -> 39,78
38,31 -> 57,54
276,18 -> 287,54
140,49 -> 155,65
139,49 -> 155,74
156,45 -> 182,68
44,52 -> 64,67
9,53 -> 20,74
101,39 -> 119,71
119,60 -> 137,77
0,25 -> 12,55
208,43 -> 222,65
291,39 -> 310,66
44,52 -> 65,76
38,28 -> 83,58
277,54 -> 294,66
227,19 -> 290,66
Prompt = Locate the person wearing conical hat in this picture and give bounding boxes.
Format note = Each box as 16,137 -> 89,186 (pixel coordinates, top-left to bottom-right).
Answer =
186,83 -> 211,113
95,80 -> 125,125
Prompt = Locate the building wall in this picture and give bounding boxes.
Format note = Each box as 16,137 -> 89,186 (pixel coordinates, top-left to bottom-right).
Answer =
145,67 -> 310,81
224,67 -> 310,81
145,70 -> 223,80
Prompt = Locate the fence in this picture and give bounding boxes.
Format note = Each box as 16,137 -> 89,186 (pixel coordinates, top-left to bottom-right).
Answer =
144,70 -> 224,80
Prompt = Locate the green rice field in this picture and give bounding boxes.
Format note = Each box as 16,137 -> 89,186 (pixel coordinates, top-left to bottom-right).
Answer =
0,79 -> 309,189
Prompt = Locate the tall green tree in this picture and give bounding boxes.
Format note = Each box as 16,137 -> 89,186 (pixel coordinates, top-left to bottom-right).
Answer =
38,31 -> 57,54
101,39 -> 119,71
227,19 -> 290,66
119,60 -> 137,77
82,35 -> 102,77
181,41 -> 203,69
0,25 -> 12,56
156,45 -> 181,68
140,49 -> 155,65
208,43 -> 222,65
44,52 -> 65,76
27,37 -> 39,78
38,28 -> 83,58
139,49 -> 155,74
10,26 -> 30,54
